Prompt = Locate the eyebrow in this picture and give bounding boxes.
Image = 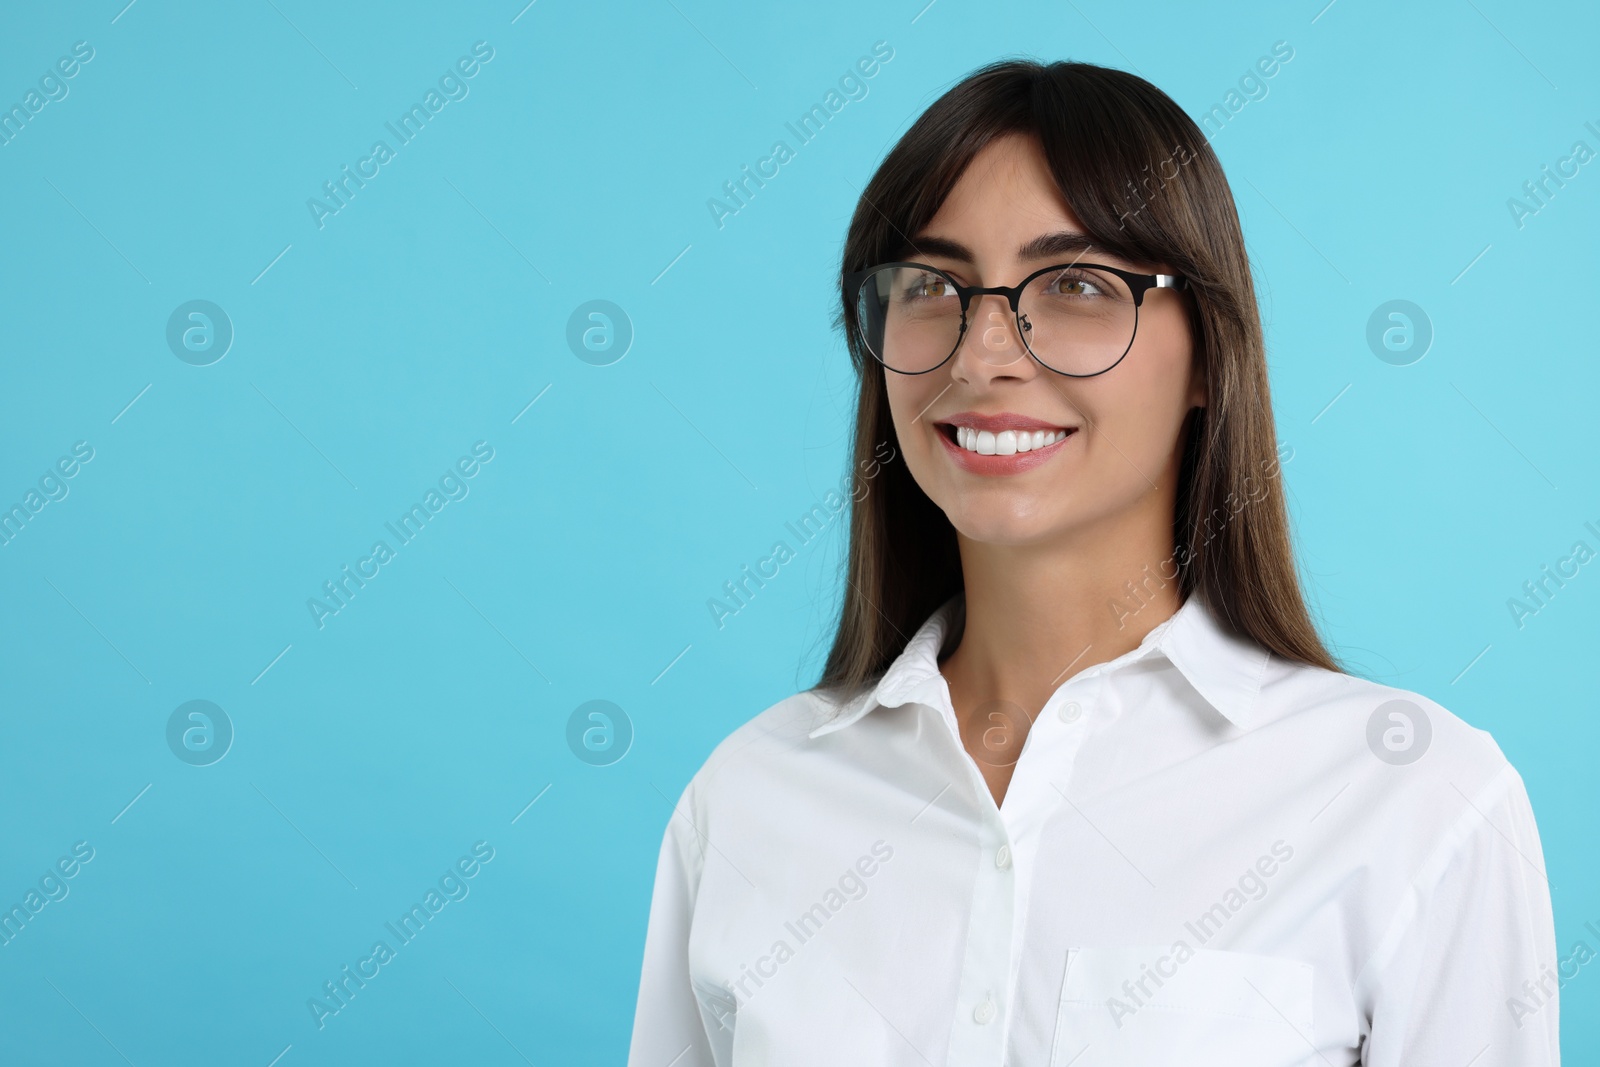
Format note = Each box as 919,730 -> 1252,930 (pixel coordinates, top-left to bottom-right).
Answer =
901,230 -> 1115,266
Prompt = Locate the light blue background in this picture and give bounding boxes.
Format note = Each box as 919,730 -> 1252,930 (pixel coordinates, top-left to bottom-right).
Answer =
1,0 -> 1596,1062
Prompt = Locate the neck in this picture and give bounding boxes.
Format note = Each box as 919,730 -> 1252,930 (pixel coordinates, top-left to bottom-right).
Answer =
940,504 -> 1185,718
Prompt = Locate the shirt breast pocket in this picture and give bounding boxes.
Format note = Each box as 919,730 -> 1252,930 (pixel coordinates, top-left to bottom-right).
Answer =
1048,945 -> 1316,1067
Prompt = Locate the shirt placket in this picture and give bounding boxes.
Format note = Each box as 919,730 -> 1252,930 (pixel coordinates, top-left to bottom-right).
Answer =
994,670 -> 1107,1063
924,659 -> 1129,1066
940,732 -> 1016,1066
902,673 -> 1018,1066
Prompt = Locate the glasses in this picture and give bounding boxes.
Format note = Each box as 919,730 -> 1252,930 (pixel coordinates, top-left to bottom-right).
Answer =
844,260 -> 1188,377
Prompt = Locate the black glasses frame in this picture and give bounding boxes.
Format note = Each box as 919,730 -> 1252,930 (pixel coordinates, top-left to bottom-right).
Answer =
843,260 -> 1190,377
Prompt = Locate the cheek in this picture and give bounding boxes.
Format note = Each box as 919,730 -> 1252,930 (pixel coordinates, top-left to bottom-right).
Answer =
1065,326 -> 1195,504
1115,319 -> 1195,432
884,376 -> 933,447
883,376 -> 948,484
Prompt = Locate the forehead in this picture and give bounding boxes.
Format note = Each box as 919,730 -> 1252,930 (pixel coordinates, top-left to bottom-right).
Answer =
905,133 -> 1136,270
926,133 -> 1078,232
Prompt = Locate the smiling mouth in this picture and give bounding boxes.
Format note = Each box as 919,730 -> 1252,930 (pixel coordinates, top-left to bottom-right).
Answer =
938,423 -> 1077,456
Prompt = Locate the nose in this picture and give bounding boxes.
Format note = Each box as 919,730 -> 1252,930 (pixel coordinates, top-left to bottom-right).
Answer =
952,292 -> 1036,383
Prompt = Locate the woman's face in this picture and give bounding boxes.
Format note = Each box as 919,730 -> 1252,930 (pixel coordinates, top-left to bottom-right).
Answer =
882,132 -> 1205,549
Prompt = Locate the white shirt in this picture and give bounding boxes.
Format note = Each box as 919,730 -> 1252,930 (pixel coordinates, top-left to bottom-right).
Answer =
627,590 -> 1559,1066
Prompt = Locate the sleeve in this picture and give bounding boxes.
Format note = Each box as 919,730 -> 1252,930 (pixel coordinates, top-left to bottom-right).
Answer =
1357,761 -> 1560,1066
627,776 -> 717,1067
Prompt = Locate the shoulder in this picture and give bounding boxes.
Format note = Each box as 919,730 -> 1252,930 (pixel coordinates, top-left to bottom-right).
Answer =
1255,654 -> 1515,785
668,685 -> 860,824
1259,663 -> 1559,1037
1251,654 -> 1537,883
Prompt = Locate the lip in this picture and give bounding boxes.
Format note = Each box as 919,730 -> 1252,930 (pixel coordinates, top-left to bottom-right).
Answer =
932,412 -> 1079,476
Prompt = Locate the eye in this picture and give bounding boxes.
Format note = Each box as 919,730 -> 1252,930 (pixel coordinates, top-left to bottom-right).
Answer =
1049,271 -> 1106,298
905,273 -> 956,300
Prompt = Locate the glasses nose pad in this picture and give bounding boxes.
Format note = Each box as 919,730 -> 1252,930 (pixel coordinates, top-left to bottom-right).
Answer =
973,307 -> 1026,367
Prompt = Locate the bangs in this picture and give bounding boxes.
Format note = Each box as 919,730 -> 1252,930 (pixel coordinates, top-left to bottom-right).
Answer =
848,61 -> 1216,292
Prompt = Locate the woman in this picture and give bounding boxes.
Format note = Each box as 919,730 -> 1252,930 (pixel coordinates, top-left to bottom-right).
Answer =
627,59 -> 1557,1066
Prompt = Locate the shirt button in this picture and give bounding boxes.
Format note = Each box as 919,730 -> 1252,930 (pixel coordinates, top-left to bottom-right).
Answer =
973,996 -> 996,1024
995,844 -> 1012,869
1059,700 -> 1082,723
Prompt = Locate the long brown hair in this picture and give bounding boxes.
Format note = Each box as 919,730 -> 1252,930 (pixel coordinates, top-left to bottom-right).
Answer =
816,58 -> 1341,695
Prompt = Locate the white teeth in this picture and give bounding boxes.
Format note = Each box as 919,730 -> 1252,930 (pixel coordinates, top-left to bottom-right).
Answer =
953,426 -> 1071,454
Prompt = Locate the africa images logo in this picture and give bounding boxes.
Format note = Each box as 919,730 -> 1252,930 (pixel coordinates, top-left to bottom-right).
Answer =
306,42 -> 495,230
307,842 -> 495,1030
706,441 -> 895,630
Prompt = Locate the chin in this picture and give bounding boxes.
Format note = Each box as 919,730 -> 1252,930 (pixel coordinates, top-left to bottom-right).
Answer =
943,501 -> 1066,547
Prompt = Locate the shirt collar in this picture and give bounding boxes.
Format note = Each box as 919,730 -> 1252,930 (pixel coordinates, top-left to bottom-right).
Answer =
807,588 -> 1272,739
